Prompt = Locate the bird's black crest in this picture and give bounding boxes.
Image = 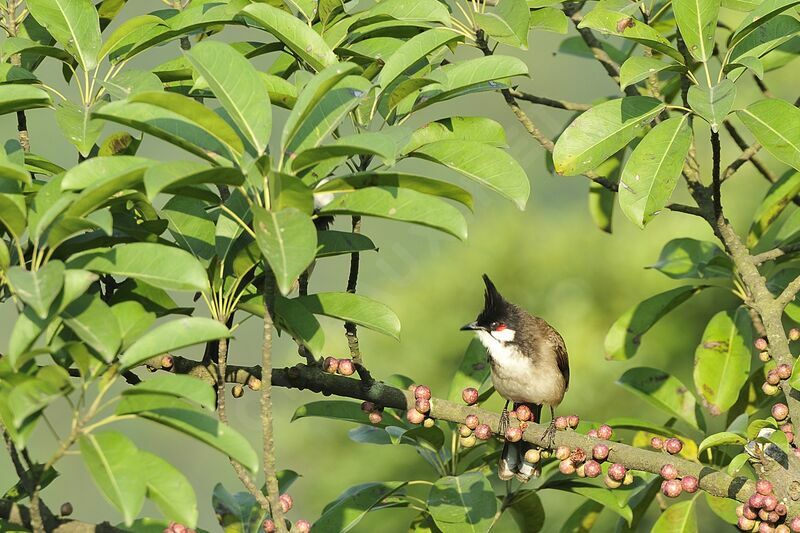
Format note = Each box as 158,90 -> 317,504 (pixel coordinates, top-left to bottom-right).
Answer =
480,274 -> 507,322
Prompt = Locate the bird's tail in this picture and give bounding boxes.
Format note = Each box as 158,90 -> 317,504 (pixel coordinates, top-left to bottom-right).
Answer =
498,440 -> 520,481
516,403 -> 543,483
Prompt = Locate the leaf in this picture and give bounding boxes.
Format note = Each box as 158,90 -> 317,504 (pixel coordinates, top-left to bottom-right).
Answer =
60,155 -> 153,218
673,0 -> 720,62
26,0 -> 101,70
315,173 -> 473,209
649,238 -> 732,279
617,367 -> 702,429
316,231 -> 377,257
737,99 -> 800,172
578,8 -> 684,62
102,69 -> 163,99
506,490 -> 545,533
274,295 -> 326,356
694,308 -> 752,415
6,261 -> 64,319
119,317 -> 231,369
292,400 -> 374,425
731,15 -> 800,62
729,0 -> 800,48
605,286 -> 702,360
687,80 -> 736,133
144,160 -> 243,200
187,41 -> 271,156
474,0 -> 531,49
123,373 -> 215,411
211,483 -> 265,532
161,196 -> 216,266
651,500 -> 697,533
98,14 -> 164,60
137,452 -> 198,528
55,101 -> 105,156
404,117 -> 507,153
316,482 -> 407,533
5,367 -> 71,428
62,294 -> 121,362
241,3 -> 337,71
705,494 -> 740,524
79,432 -> 146,526
619,57 -> 683,90
319,186 -> 468,240
2,465 -> 58,503
291,132 -> 399,173
529,7 -> 569,34
543,479 -> 633,523
448,339 -> 491,402
67,243 -> 210,293
559,499 -> 603,533
697,432 -> 747,455
553,97 -> 665,176
619,115 -> 693,227
252,207 -> 317,296
749,170 -> 800,246
366,0 -> 451,25
409,140 -> 529,209
0,84 -> 51,115
428,473 -> 497,533
379,28 -> 462,90
295,292 -> 400,339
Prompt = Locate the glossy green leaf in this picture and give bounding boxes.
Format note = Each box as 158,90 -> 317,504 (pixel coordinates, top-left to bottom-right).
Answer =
60,156 -> 153,217
111,301 -> 156,348
2,464 -> 58,503
705,494 -> 739,524
319,186 -> 468,240
529,7 -> 569,34
98,132 -> 141,156
578,8 -> 683,62
651,500 -> 697,533
62,294 -> 121,362
188,40 -> 271,156
619,115 -> 692,227
252,207 -> 317,296
749,170 -> 800,246
673,0 -> 719,62
5,367 -> 71,428
55,101 -> 105,156
26,0 -> 101,70
379,28 -> 462,90
102,69 -> 163,99
291,132 -> 400,173
0,36 -> 75,66
737,99 -> 800,172
649,238 -> 731,279
316,482 -> 407,533
687,81 -> 736,133
729,0 -> 800,48
79,432 -> 146,526
241,3 -> 337,71
544,479 -> 633,523
292,400 -> 374,425
6,261 -> 64,319
506,490 -> 545,533
448,339 -> 491,402
559,499 -> 602,533
474,0 -> 531,49
124,373 -> 215,411
428,473 -> 497,533
315,172 -> 473,209
0,84 -> 51,115
275,295 -> 325,356
316,231 -> 377,257
617,367 -> 702,429
605,286 -> 701,360
694,308 -> 752,415
295,292 -> 400,339
98,14 -> 164,60
0,63 -> 37,84
138,451 -> 198,528
119,317 -> 231,369
731,15 -> 800,62
144,160 -> 242,200
68,243 -> 210,293
161,195 -> 216,266
697,432 -> 747,455
404,117 -> 506,153
553,97 -> 665,176
619,57 -> 683,90
367,0 -> 450,25
211,483 -> 265,533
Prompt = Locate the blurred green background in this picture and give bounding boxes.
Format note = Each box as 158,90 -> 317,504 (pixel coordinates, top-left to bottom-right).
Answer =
1,2 -> 799,531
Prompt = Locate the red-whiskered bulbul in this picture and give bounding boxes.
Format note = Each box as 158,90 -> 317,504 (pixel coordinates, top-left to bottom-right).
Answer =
461,274 -> 570,482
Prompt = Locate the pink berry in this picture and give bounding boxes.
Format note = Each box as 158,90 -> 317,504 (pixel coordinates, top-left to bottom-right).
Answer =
323,357 -> 338,373
415,398 -> 431,414
791,328 -> 800,341
743,505 -> 758,520
764,494 -> 778,511
592,444 -> 609,461
414,385 -> 431,400
757,479 -> 774,496
791,517 -> 800,533
662,479 -> 682,498
280,493 -> 293,513
597,424 -> 613,440
361,401 -> 375,412
570,448 -> 587,464
608,463 -> 626,482
778,364 -> 793,380
338,359 -> 354,376
555,445 -> 571,460
294,520 -> 311,533
559,459 -> 575,475
755,338 -> 768,350
787,432 -> 795,444
584,460 -> 601,478
681,476 -> 698,493
505,426 -> 522,442
665,438 -> 683,455
263,519 -> 276,533
769,511 -> 781,524
515,405 -> 532,422
588,429 -> 598,438
773,403 -> 789,421
555,416 -> 569,430
406,408 -> 425,424
782,423 -> 794,434
768,370 -> 781,385
760,523 -> 775,533
161,355 -> 174,369
660,463 -> 678,480
462,388 -> 479,405
368,411 -> 383,424
465,414 -> 479,430
750,493 -> 766,509
650,437 -> 664,449
568,415 -> 580,429
474,424 -> 492,440
777,503 -> 788,516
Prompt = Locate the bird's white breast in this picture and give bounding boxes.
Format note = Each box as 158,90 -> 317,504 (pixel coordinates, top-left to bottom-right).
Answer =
476,331 -> 565,406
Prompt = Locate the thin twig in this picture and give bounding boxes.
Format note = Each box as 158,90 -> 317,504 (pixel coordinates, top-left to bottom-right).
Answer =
508,90 -> 591,111
753,243 -> 800,266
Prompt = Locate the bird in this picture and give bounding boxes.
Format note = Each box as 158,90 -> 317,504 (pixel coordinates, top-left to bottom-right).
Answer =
460,274 -> 570,482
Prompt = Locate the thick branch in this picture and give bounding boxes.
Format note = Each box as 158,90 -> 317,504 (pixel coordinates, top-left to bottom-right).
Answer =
0,498 -> 122,533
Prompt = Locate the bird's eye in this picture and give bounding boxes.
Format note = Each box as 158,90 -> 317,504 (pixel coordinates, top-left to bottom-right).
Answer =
495,322 -> 507,331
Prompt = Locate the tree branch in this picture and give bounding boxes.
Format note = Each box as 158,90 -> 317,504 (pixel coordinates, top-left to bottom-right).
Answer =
507,90 -> 591,111
722,121 -> 780,190
0,498 -> 123,533
777,276 -> 800,309
344,215 -> 372,383
752,243 -> 800,266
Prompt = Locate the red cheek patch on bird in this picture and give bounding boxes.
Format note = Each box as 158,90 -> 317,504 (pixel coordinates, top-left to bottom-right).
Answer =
495,324 -> 507,331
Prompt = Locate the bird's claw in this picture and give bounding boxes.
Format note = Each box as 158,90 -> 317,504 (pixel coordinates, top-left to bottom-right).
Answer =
543,419 -> 557,449
499,408 -> 510,436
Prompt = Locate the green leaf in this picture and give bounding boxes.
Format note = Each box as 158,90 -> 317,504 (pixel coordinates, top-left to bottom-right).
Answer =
737,99 -> 800,172
143,160 -> 242,201
529,7 -> 569,34
749,170 -> 800,246
2,465 -> 58,503
60,156 -> 153,218
687,80 -> 736,133
619,115 -> 693,228
252,207 -> 317,296
291,132 -> 400,173
553,97 -> 665,176
651,500 -> 697,533
119,317 -> 231,369
79,432 -> 146,526
292,400 -> 374,425
605,286 -> 701,360
544,479 -> 633,523
474,0 -> 531,49
559,499 -> 603,533
649,238 -> 732,279
62,294 -> 121,362
211,483 -> 265,533
316,231 -> 377,258
673,0 -> 719,62
705,494 -> 740,524
448,339 -> 491,402
697,431 -> 747,455
619,57 -> 683,90
379,28 -> 462,90
5,367 -> 71,428
0,63 -> 38,84
275,295 -> 325,356
241,3 -> 337,71
428,473 -> 497,533
617,367 -> 702,429
731,15 -> 800,62
102,69 -> 163,99
98,132 -> 141,156
366,0 -> 451,25
123,373 -> 215,411
6,261 -> 64,319
319,186 -> 468,240
694,308 -> 752,415
26,0 -> 101,70
729,0 -> 800,48
506,490 -> 545,533
295,292 -> 401,339
404,117 -> 507,153
0,84 -> 51,115
315,173 -> 473,209
188,41 -> 271,156
316,482 -> 408,533
409,140 -> 529,209
98,14 -> 164,60
578,8 -> 684,62
54,101 -> 105,156
161,196 -> 216,266
137,451 -> 198,528
68,243 -> 210,293
111,301 -> 156,348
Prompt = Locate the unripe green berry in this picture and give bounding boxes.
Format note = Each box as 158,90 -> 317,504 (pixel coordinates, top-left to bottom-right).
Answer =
524,448 -> 541,463
423,418 -> 435,428
247,376 -> 262,391
790,328 -> 800,341
604,475 -> 621,489
460,434 -> 477,448
459,424 -> 473,437
760,351 -> 772,362
763,382 -> 780,396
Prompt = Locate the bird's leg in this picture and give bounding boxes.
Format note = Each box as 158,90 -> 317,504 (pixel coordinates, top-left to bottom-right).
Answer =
542,405 -> 557,449
499,400 -> 510,435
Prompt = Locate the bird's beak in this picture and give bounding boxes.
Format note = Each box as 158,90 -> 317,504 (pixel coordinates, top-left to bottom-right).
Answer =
460,321 -> 481,331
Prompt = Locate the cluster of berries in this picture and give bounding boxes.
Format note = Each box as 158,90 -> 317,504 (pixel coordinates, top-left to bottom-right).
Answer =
322,357 -> 355,376
736,480 -> 796,532
405,385 -> 436,427
755,337 -> 795,396
261,494 -> 310,532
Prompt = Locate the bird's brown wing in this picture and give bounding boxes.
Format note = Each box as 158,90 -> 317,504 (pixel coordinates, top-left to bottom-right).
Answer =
555,341 -> 570,391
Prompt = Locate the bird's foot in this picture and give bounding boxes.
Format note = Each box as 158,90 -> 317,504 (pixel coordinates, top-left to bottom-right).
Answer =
543,419 -> 557,449
499,408 -> 510,435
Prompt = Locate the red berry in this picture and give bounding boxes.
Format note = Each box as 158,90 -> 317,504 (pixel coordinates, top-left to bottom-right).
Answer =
773,403 -> 789,421
559,459 -> 575,475
755,338 -> 768,351
555,416 -> 569,430
739,517 -> 756,531
368,411 -> 383,424
757,479 -> 774,496
778,364 -> 793,380
338,359 -> 355,376
415,398 -> 431,414
465,414 -> 479,430
660,464 -> 678,480
681,476 -> 698,493
294,520 -> 311,533
406,408 -> 425,424
263,519 -> 276,533
474,424 -> 492,440
588,429 -> 598,438
515,405 -> 532,422
280,493 -> 293,513
361,401 -> 375,412
743,505 -> 758,520
570,448 -> 587,464
665,438 -> 683,455
462,388 -> 479,405
760,523 -> 776,533
662,479 -> 682,498
323,357 -> 339,373
597,424 -> 613,440
750,493 -> 766,509
764,494 -> 778,511
777,503 -> 788,516
414,385 -> 431,400
592,444 -> 609,461
608,463 -> 626,482
568,415 -> 580,429
791,328 -> 800,341
791,517 -> 800,533
161,355 -> 174,369
650,437 -> 664,449
768,370 -> 781,385
782,423 -> 794,434
505,426 -> 522,442
555,445 -> 571,460
583,460 -> 601,478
